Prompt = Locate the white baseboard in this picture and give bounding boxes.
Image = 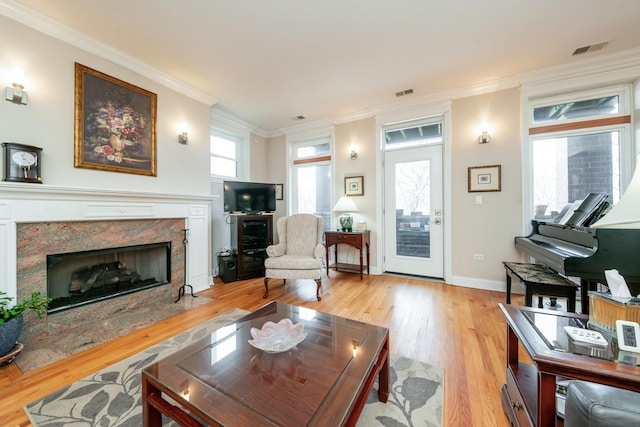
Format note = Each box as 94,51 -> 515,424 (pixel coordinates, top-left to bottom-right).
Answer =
447,274 -> 524,295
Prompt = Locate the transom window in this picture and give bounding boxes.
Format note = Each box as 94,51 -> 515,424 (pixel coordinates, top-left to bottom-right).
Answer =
532,95 -> 619,124
384,119 -> 443,150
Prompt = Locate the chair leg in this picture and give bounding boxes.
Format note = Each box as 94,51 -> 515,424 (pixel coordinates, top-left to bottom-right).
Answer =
263,278 -> 270,299
315,279 -> 322,301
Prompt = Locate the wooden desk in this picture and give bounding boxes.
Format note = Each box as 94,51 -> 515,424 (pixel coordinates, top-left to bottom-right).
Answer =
325,231 -> 370,280
499,304 -> 640,427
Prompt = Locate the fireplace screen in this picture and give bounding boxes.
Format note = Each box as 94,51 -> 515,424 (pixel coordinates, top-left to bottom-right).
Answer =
47,242 -> 171,313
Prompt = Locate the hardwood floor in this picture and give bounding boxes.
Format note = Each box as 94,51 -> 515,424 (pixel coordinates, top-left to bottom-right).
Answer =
0,272 -> 518,426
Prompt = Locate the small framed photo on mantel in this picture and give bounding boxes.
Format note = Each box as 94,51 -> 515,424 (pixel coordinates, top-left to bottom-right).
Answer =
468,165 -> 501,192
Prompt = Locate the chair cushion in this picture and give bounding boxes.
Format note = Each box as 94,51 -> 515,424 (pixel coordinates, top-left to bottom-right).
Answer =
264,254 -> 322,270
265,268 -> 322,281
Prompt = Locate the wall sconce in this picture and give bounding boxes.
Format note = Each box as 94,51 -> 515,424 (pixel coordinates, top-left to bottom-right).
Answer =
5,68 -> 28,105
478,130 -> 491,144
350,144 -> 358,160
177,123 -> 189,144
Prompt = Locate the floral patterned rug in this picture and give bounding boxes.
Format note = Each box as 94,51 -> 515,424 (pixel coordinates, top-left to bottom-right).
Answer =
24,309 -> 444,427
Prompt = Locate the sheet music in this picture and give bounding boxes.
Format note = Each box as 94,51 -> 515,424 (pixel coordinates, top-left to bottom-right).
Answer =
554,193 -> 608,227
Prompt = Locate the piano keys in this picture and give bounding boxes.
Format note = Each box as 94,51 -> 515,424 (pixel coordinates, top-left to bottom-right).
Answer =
515,219 -> 640,314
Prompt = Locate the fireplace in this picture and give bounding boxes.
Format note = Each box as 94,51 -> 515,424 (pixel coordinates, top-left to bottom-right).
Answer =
16,218 -> 186,343
46,242 -> 172,313
1,186 -> 213,353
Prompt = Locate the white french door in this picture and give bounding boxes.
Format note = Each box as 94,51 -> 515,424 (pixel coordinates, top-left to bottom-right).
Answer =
383,145 -> 443,278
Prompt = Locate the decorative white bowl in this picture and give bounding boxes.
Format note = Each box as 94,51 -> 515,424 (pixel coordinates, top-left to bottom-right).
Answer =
248,318 -> 307,353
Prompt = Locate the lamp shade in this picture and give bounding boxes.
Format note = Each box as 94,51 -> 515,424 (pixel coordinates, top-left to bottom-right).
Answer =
333,196 -> 359,212
591,152 -> 640,229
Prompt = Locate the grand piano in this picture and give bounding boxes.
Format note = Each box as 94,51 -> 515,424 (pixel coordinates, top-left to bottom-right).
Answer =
515,194 -> 640,314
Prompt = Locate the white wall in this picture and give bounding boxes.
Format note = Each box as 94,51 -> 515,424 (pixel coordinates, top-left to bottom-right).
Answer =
0,15 -> 212,195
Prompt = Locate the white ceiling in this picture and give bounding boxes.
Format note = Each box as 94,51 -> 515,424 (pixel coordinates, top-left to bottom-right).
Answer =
11,0 -> 640,132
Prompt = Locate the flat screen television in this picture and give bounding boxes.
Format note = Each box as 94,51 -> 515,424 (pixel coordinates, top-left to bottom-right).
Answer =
223,180 -> 276,213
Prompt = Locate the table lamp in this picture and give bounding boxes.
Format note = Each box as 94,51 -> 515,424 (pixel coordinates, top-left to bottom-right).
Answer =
333,196 -> 359,232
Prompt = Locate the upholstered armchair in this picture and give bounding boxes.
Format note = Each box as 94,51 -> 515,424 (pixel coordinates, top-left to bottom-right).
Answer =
264,214 -> 325,301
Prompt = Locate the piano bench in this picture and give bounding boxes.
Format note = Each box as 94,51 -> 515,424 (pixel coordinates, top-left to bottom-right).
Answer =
503,262 -> 580,312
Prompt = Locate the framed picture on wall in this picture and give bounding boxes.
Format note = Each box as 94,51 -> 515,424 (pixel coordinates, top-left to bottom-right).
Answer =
344,176 -> 364,196
468,165 -> 501,192
74,62 -> 157,176
275,183 -> 283,200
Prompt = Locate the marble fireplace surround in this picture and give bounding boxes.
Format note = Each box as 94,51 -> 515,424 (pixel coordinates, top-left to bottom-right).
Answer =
0,184 -> 215,346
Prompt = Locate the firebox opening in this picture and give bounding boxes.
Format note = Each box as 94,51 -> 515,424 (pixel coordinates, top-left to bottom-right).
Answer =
46,242 -> 171,313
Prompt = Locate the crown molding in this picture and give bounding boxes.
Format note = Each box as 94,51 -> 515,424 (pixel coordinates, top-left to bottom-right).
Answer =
451,77 -> 521,99
280,118 -> 335,140
0,0 -> 218,106
332,110 -> 375,125
518,47 -> 640,97
210,107 -> 258,139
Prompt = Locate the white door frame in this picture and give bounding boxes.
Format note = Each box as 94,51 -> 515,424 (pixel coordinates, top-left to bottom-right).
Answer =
373,107 -> 452,282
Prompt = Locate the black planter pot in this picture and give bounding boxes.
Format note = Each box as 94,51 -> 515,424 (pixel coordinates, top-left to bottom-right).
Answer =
0,315 -> 24,357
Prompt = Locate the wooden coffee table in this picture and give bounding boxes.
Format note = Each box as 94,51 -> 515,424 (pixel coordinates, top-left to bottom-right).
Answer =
142,301 -> 390,426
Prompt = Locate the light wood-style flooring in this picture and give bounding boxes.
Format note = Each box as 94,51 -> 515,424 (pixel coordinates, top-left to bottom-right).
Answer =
0,271 -> 521,426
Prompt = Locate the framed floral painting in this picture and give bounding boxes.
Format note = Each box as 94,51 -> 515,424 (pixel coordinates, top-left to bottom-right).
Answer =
74,63 -> 157,176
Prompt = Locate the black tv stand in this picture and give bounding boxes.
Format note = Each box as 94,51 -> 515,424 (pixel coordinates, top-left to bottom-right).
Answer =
230,214 -> 273,280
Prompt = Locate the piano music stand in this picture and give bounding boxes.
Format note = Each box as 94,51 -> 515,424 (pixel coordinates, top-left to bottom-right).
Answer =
503,262 -> 579,313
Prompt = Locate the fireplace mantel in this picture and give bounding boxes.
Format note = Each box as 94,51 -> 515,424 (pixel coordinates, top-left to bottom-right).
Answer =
0,183 -> 217,300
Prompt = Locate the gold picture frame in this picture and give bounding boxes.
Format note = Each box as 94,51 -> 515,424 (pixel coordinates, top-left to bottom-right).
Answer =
344,175 -> 364,196
468,165 -> 501,192
74,63 -> 157,176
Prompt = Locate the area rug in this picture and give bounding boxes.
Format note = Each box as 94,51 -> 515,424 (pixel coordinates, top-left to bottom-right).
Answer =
24,309 -> 444,427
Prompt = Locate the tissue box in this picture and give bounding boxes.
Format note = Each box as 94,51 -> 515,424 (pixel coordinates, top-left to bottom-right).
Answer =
589,292 -> 640,332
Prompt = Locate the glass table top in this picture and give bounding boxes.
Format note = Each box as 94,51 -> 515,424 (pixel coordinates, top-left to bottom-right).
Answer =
142,301 -> 389,426
523,310 -> 619,362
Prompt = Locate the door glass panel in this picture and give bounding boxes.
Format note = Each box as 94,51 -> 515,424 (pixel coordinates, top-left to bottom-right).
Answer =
395,159 -> 430,258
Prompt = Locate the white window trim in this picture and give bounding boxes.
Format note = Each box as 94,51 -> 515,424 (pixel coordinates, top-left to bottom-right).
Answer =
288,130 -> 333,217
521,84 -> 634,232
210,107 -> 254,182
210,129 -> 242,180
527,85 -> 632,128
382,116 -> 445,151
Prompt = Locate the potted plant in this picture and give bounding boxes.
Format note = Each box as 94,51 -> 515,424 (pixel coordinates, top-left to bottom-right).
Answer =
0,291 -> 51,357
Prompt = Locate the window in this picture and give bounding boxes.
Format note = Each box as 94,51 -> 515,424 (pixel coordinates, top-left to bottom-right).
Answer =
291,136 -> 332,230
210,133 -> 238,178
527,86 -> 632,221
384,119 -> 443,150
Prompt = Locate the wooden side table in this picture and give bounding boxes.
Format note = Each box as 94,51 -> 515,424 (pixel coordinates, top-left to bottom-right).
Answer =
499,304 -> 640,427
325,231 -> 370,280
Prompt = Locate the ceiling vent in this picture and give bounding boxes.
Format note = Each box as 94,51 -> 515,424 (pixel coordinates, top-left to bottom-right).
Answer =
395,88 -> 414,97
572,41 -> 608,56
